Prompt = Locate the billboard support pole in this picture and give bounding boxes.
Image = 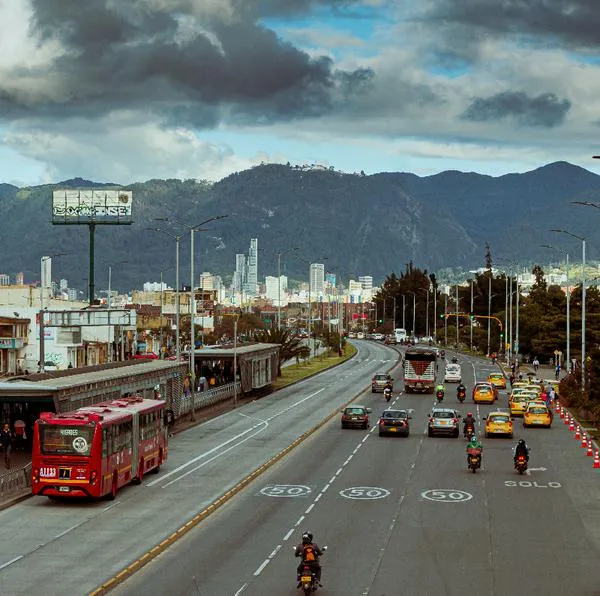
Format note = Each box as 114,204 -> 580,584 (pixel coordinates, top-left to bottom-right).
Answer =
89,223 -> 96,305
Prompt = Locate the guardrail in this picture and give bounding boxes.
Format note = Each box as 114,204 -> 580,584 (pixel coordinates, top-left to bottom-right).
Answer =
0,462 -> 31,500
177,382 -> 241,417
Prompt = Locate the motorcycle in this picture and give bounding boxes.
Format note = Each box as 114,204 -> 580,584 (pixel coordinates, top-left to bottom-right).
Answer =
515,454 -> 528,475
467,448 -> 482,473
463,423 -> 475,438
436,390 -> 444,403
383,388 -> 392,402
451,356 -> 458,364
457,389 -> 466,403
295,546 -> 326,594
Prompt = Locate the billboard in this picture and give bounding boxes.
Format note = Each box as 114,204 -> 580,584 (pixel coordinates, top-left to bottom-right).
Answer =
52,189 -> 133,224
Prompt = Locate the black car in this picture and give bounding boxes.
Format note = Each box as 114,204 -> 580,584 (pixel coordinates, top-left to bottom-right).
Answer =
378,409 -> 411,437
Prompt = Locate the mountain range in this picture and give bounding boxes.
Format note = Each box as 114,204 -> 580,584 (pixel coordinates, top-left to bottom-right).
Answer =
1,161 -> 599,293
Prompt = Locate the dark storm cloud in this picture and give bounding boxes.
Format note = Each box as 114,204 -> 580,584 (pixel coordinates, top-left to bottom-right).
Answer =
462,91 -> 571,128
424,0 -> 600,48
240,0 -> 375,19
0,0 -> 374,126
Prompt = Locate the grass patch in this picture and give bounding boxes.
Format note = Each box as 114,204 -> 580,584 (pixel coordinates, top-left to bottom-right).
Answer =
272,343 -> 358,390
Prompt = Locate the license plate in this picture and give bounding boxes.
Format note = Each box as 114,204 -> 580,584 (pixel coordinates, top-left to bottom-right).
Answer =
301,576 -> 312,582
389,427 -> 397,432
58,486 -> 70,493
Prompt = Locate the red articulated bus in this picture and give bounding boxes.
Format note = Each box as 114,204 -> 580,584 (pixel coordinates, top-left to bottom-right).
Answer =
31,396 -> 168,500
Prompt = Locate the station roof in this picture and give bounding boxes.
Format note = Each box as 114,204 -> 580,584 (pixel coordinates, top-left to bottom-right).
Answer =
192,343 -> 280,358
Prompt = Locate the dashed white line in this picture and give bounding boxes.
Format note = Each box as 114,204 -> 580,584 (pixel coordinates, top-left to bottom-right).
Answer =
305,504 -> 315,514
329,475 -> 336,484
253,559 -> 270,576
283,528 -> 295,541
295,515 -> 305,526
234,583 -> 248,595
344,456 -> 353,465
322,483 -> 330,492
335,467 -> 343,475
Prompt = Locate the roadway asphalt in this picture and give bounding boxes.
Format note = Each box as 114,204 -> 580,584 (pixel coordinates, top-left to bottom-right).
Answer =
113,346 -> 600,596
0,340 -> 399,596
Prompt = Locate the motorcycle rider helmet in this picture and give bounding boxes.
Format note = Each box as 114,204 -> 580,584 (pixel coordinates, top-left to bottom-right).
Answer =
302,531 -> 313,544
518,439 -> 526,446
467,412 -> 473,418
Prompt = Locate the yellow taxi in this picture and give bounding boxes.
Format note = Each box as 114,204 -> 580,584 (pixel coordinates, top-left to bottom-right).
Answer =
473,382 -> 495,404
523,403 -> 552,428
510,393 -> 533,416
511,381 -> 530,389
487,372 -> 507,389
484,410 -> 513,438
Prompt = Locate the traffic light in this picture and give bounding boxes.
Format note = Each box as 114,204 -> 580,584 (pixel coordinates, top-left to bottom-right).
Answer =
469,313 -> 475,322
439,314 -> 444,319
500,332 -> 504,339
378,319 -> 383,324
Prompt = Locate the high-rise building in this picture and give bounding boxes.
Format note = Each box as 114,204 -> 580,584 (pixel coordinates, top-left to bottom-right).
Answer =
358,275 -> 373,290
233,253 -> 246,291
310,263 -> 325,295
41,256 -> 52,290
15,272 -> 24,285
143,281 -> 170,292
244,238 -> 258,296
59,278 -> 68,291
265,275 -> 288,306
325,273 -> 336,288
0,274 -> 9,286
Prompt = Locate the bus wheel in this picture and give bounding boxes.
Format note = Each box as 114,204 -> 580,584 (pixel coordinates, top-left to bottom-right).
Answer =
106,474 -> 117,500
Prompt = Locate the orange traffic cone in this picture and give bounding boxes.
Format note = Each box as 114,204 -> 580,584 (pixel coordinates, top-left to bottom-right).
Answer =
587,442 -> 594,457
582,434 -> 588,448
564,413 -> 570,425
560,407 -> 565,419
575,425 -> 581,440
594,451 -> 600,469
569,419 -> 575,432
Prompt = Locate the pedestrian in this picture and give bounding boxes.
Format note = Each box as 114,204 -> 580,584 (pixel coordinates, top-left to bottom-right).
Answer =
555,363 -> 561,381
0,424 -> 14,469
67,362 -> 73,369
571,357 -> 577,373
547,386 -> 556,404
532,356 -> 540,375
509,372 -> 515,387
199,375 -> 207,392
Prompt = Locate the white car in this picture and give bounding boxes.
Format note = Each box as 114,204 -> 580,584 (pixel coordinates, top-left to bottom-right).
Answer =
357,332 -> 365,339
444,365 -> 462,383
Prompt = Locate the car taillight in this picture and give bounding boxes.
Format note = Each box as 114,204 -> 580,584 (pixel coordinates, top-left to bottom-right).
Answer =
509,421 -> 513,426
453,418 -> 458,423
379,418 -> 384,425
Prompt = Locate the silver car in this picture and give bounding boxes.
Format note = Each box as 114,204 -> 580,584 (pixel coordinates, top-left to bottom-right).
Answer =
428,407 -> 461,437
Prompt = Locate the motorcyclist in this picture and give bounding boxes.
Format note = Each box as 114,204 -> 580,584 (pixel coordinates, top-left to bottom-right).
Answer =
451,356 -> 458,364
384,380 -> 393,392
466,434 -> 483,464
435,384 -> 445,401
456,382 -> 467,400
295,531 -> 323,587
383,386 -> 393,401
513,439 -> 530,463
463,412 -> 475,437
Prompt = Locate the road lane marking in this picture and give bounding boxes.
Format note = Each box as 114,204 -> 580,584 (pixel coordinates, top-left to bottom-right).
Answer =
295,515 -> 305,526
234,583 -> 248,595
54,523 -> 80,539
0,556 -> 23,571
253,559 -> 270,576
148,389 -> 326,487
283,529 -> 294,541
305,504 -> 315,514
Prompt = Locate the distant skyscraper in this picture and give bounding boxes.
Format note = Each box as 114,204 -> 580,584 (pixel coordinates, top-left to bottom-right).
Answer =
233,253 -> 246,291
244,238 -> 258,296
0,274 -> 9,286
15,272 -> 24,285
41,256 -> 52,290
265,275 -> 288,305
310,263 -> 325,295
359,276 -> 373,290
59,278 -> 68,291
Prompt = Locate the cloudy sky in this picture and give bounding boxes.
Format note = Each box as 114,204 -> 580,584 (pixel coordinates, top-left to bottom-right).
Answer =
1,0 -> 599,185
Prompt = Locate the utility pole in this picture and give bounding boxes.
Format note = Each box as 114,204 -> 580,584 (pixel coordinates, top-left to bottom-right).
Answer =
393,296 -> 396,330
487,273 -> 492,356
455,284 -> 459,348
470,279 -> 474,351
444,293 -> 448,347
233,317 -> 238,408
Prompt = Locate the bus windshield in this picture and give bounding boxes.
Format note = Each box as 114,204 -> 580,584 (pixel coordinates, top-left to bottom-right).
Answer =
39,425 -> 95,456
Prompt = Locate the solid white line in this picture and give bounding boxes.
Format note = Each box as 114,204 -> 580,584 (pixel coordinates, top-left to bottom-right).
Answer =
305,504 -> 315,514
0,556 -> 23,571
283,528 -> 295,541
253,559 -> 270,576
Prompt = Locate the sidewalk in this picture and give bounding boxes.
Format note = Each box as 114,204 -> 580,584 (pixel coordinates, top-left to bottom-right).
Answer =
0,449 -> 33,510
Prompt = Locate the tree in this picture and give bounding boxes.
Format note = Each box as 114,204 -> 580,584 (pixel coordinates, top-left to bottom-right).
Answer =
254,328 -> 309,376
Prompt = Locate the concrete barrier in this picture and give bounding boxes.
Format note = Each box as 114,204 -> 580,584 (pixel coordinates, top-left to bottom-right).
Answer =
0,462 -> 31,501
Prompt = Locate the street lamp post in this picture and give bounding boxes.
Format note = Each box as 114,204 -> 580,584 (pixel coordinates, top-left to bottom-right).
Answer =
542,244 -> 570,374
402,294 -> 406,330
444,292 -> 448,346
455,284 -> 459,348
551,228 -> 585,388
487,273 -> 492,356
277,247 -> 298,329
393,296 -> 396,331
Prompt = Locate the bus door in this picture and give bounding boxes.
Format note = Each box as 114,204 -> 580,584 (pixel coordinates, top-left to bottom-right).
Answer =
131,410 -> 140,479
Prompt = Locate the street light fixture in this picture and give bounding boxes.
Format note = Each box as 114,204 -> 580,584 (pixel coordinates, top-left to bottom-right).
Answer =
551,228 -> 585,388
